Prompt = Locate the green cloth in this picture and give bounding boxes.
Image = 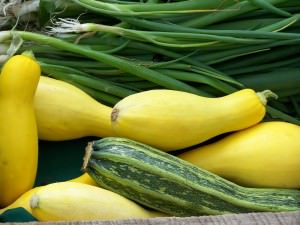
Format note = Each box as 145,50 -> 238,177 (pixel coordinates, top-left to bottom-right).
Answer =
35,137 -> 95,186
0,208 -> 37,222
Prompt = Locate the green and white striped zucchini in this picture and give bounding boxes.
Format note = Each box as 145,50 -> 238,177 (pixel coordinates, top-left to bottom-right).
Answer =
83,137 -> 300,216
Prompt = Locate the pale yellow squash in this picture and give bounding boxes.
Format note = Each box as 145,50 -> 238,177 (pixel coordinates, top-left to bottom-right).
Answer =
34,76 -> 114,140
178,121 -> 300,188
30,182 -> 166,221
111,89 -> 274,151
0,54 -> 40,207
0,173 -> 97,215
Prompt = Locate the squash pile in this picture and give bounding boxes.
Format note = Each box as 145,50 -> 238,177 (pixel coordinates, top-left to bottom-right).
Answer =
0,54 -> 300,221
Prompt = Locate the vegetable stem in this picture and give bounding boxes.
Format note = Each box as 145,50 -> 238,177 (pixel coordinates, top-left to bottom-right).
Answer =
180,0 -> 291,28
257,90 -> 278,106
2,31 -> 202,95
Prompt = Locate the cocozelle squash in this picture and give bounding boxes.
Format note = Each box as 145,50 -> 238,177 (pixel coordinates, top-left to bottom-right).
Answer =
84,137 -> 300,216
111,89 -> 276,151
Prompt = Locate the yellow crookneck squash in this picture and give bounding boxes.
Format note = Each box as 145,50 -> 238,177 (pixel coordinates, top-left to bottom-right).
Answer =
0,173 -> 96,215
111,89 -> 275,151
178,121 -> 300,189
0,54 -> 40,207
29,182 -> 166,221
34,76 -> 114,140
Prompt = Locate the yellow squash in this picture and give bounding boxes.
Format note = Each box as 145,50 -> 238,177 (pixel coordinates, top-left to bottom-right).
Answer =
178,121 -> 300,188
0,173 -> 97,215
68,172 -> 98,186
30,182 -> 166,221
0,187 -> 42,215
0,54 -> 40,207
34,76 -> 114,140
111,89 -> 275,151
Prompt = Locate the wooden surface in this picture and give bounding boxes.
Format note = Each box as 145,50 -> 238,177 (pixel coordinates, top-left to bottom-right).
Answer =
2,212 -> 300,225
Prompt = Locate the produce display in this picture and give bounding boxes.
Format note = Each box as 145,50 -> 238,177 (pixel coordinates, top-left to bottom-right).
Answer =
0,0 -> 300,222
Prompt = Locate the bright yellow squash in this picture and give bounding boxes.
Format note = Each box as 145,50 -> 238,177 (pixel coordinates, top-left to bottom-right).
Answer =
29,182 -> 166,221
111,89 -> 275,151
0,54 -> 40,207
0,187 -> 42,215
0,173 -> 97,215
178,121 -> 300,188
34,76 -> 114,140
68,172 -> 98,186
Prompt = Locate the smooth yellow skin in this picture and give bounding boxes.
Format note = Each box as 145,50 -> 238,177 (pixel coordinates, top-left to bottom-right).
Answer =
0,187 -> 42,214
30,182 -> 166,221
0,55 -> 40,207
112,89 -> 266,151
34,76 -> 114,140
69,172 -> 98,186
178,121 -> 300,188
0,173 -> 97,215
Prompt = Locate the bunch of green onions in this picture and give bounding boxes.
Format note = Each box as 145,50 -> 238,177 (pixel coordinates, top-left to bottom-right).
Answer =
0,0 -> 299,125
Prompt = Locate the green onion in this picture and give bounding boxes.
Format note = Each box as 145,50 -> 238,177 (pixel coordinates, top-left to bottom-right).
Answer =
1,31 -> 203,95
56,80 -> 121,106
180,0 -> 291,28
1,0 -> 299,125
40,62 -> 136,97
248,0 -> 291,17
73,0 -> 235,17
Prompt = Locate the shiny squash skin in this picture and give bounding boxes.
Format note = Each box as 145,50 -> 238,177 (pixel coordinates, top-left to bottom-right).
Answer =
29,182 -> 166,221
34,76 -> 114,140
69,172 -> 98,186
111,89 -> 269,151
0,187 -> 41,215
0,173 -> 97,215
0,55 -> 40,207
178,121 -> 300,188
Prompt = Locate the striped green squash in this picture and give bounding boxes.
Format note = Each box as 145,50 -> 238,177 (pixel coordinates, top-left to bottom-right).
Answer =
83,137 -> 300,216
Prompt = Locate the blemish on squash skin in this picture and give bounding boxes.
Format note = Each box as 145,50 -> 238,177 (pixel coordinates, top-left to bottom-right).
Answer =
30,194 -> 39,209
111,108 -> 119,122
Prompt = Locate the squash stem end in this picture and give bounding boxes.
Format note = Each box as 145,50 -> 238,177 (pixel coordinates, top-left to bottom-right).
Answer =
82,142 -> 94,172
257,90 -> 278,105
21,50 -> 35,60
